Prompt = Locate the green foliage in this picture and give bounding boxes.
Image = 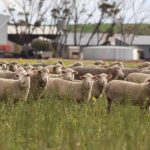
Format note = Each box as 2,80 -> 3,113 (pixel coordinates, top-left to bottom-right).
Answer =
68,23 -> 150,35
0,59 -> 149,149
31,39 -> 52,51
0,96 -> 150,150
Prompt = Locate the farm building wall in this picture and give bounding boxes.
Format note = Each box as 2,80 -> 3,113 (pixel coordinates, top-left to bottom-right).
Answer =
0,14 -> 9,44
135,45 -> 150,60
81,46 -> 139,60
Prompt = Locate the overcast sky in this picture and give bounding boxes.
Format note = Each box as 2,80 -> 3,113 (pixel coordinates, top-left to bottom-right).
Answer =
0,0 -> 150,24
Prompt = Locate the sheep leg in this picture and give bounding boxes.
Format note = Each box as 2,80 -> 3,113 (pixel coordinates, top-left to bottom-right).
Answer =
107,97 -> 112,113
145,101 -> 150,112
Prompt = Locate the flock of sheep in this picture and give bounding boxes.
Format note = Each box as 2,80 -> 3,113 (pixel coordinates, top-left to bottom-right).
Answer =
0,60 -> 150,113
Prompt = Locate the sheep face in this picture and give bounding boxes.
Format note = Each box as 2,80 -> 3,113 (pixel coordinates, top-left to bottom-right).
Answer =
24,66 -> 33,73
80,73 -> 96,88
1,64 -> 7,70
17,72 -> 30,87
53,64 -> 63,75
15,68 -> 27,74
9,62 -> 18,72
62,68 -> 78,81
38,69 -> 48,83
97,73 -> 110,85
110,61 -> 124,68
112,66 -> 124,79
0,62 -> 8,70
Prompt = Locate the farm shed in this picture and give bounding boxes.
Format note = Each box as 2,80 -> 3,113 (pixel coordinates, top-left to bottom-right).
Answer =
81,46 -> 139,60
0,14 -> 9,44
115,35 -> 150,60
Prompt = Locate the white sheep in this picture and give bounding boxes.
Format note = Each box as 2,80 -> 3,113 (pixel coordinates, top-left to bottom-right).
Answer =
0,68 -> 26,80
105,80 -> 150,112
8,62 -> 18,72
125,73 -> 150,83
27,68 -> 49,101
67,62 -> 84,68
109,61 -> 125,68
141,70 -> 150,74
91,73 -> 111,99
47,68 -> 78,81
62,68 -> 78,81
46,73 -> 97,103
0,71 -> 30,103
138,62 -> 150,68
0,61 -> 8,71
94,60 -> 108,67
45,63 -> 63,74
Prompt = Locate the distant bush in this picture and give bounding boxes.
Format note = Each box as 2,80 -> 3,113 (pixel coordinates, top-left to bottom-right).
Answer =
31,39 -> 53,51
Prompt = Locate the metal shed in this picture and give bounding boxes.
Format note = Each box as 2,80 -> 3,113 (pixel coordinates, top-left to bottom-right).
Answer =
0,14 -> 9,44
81,46 -> 139,60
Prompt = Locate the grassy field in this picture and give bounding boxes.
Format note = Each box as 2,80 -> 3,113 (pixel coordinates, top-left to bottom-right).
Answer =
68,23 -> 150,35
0,58 -> 150,150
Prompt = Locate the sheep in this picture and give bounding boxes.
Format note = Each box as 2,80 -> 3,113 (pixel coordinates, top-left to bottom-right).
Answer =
105,80 -> 150,112
0,68 -> 26,80
144,77 -> 150,83
0,71 -> 30,103
67,62 -> 84,68
49,74 -> 62,78
94,60 -> 109,68
8,62 -> 18,72
141,70 -> 150,74
109,61 -> 125,68
62,68 -> 78,81
27,68 -> 49,101
125,73 -> 150,83
24,65 -> 34,73
45,63 -> 63,74
0,61 -> 8,70
54,61 -> 65,66
122,68 -> 141,78
32,63 -> 48,67
46,73 -> 97,103
91,73 -> 111,99
47,68 -> 78,81
73,65 -> 124,80
138,62 -> 150,69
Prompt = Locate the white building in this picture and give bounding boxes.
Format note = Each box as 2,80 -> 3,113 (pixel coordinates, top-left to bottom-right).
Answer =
0,14 -> 9,44
81,46 -> 139,61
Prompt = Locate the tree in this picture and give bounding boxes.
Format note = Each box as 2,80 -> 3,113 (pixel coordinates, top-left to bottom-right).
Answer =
3,0 -> 53,45
31,39 -> 52,51
115,0 -> 150,45
86,1 -> 120,46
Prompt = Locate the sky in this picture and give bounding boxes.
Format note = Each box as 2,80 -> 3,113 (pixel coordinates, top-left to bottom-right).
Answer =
0,0 -> 150,24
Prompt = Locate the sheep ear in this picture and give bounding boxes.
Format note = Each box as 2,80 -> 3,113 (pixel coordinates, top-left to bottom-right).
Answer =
97,74 -> 101,78
26,74 -> 30,77
32,67 -> 37,70
53,66 -> 56,71
92,76 -> 98,80
24,67 -> 27,71
62,70 -> 66,73
107,75 -> 112,80
73,71 -> 78,74
80,76 -> 85,80
147,79 -> 150,83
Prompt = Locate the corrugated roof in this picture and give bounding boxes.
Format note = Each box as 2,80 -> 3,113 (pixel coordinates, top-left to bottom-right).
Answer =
116,35 -> 150,46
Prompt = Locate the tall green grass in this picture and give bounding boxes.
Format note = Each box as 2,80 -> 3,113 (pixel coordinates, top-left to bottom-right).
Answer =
0,96 -> 149,150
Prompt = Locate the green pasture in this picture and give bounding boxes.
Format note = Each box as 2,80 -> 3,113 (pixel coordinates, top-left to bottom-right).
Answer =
0,58 -> 149,150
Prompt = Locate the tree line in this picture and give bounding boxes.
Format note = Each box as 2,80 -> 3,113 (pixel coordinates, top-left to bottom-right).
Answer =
2,0 -> 150,52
